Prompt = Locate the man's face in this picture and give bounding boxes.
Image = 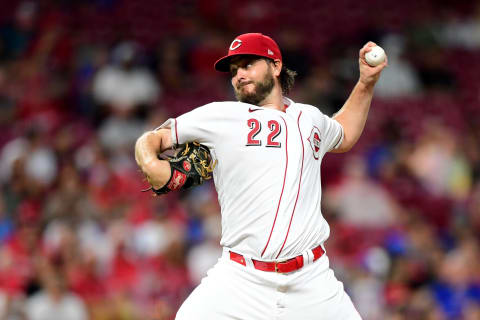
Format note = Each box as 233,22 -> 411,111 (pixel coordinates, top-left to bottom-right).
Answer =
230,56 -> 275,105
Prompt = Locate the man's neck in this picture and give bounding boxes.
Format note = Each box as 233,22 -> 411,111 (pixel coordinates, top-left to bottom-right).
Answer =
258,85 -> 285,111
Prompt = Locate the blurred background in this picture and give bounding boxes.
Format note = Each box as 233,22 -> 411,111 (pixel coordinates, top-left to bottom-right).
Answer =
0,0 -> 479,319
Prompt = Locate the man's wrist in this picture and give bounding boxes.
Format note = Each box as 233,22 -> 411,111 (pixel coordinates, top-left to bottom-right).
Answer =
357,79 -> 375,92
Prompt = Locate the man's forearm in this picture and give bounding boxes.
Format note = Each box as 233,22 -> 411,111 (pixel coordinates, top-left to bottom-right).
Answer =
331,41 -> 386,153
332,81 -> 375,152
135,131 -> 172,188
135,131 -> 161,168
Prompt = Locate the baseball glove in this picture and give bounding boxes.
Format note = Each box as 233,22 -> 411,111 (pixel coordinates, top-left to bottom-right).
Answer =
144,142 -> 216,195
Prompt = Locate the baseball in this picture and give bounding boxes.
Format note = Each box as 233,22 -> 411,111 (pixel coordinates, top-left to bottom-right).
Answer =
365,46 -> 386,67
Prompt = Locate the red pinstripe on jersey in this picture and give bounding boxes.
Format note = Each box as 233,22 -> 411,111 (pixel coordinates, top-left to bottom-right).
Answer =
276,111 -> 304,259
261,116 -> 288,257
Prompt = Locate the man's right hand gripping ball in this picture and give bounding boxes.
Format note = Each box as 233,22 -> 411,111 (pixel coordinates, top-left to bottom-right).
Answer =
142,142 -> 215,195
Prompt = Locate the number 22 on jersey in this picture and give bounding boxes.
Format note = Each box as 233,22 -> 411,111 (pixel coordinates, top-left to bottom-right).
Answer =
246,118 -> 281,148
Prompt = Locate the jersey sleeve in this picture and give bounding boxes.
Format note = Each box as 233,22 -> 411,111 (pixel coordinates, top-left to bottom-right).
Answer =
318,111 -> 344,153
156,103 -> 221,149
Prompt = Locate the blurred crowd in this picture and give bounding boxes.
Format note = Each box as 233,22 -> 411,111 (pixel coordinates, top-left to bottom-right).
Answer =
0,0 -> 480,319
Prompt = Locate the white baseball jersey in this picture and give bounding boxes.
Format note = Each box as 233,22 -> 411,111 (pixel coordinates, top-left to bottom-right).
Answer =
159,97 -> 343,261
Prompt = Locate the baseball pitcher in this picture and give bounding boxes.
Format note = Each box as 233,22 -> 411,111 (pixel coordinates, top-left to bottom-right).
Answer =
135,33 -> 387,319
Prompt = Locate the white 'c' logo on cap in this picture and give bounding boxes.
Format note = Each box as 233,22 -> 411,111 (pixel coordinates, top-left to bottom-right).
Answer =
229,39 -> 242,51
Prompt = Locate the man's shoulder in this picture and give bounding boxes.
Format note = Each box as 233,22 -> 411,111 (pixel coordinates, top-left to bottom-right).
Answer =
176,101 -> 244,120
191,101 -> 256,115
292,101 -> 324,116
195,101 -> 240,110
209,101 -> 240,106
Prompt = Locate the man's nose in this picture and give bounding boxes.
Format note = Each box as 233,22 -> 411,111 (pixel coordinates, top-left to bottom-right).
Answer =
236,67 -> 247,79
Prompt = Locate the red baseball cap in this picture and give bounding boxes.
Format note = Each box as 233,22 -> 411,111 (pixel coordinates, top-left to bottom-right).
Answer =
214,33 -> 282,72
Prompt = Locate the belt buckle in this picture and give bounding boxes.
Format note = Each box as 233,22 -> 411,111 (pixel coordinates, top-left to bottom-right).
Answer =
274,260 -> 286,273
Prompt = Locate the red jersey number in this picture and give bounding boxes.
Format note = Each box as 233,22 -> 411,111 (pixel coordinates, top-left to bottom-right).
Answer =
246,119 -> 262,146
246,119 -> 281,148
267,120 -> 281,147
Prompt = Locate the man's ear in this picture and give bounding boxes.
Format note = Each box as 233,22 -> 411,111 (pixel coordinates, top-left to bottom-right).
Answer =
272,59 -> 282,77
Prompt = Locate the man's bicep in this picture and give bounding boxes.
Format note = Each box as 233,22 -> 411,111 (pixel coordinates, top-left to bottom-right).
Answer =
329,138 -> 348,153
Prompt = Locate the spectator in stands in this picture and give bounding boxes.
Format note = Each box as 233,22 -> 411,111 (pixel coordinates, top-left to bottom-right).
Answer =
0,1 -> 37,61
374,34 -> 422,98
439,4 -> 480,50
25,262 -> 88,320
430,235 -> 480,318
325,156 -> 400,228
185,185 -> 222,285
93,41 -> 159,113
93,41 -> 160,153
406,121 -> 472,200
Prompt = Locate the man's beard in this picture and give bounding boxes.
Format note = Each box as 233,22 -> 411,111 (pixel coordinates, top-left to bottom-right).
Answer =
234,71 -> 275,105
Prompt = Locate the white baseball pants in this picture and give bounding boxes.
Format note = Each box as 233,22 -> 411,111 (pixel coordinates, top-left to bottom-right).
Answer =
176,248 -> 362,320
